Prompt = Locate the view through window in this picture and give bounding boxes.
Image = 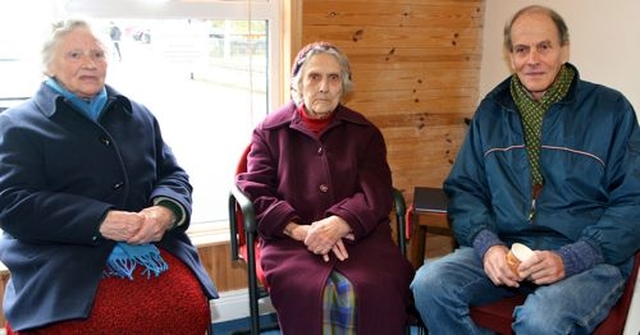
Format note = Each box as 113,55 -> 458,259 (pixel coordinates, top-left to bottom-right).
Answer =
0,0 -> 277,230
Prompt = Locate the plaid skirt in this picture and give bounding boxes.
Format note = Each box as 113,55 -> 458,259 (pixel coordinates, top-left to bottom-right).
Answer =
7,249 -> 210,335
322,271 -> 357,335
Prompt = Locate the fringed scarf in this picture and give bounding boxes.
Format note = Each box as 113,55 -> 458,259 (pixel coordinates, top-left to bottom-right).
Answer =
510,64 -> 575,188
45,78 -> 168,280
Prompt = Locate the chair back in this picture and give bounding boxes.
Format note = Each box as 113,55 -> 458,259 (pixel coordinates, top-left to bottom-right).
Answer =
228,144 -> 268,289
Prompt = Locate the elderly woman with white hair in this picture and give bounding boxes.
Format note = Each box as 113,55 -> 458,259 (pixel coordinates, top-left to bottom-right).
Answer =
236,41 -> 414,334
0,19 -> 217,334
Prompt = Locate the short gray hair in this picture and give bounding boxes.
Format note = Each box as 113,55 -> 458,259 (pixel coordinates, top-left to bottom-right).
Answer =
41,19 -> 107,75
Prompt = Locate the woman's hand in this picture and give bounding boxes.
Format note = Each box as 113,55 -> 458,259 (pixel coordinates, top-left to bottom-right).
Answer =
305,216 -> 352,262
99,210 -> 146,242
127,206 -> 175,244
99,206 -> 174,244
284,222 -> 310,242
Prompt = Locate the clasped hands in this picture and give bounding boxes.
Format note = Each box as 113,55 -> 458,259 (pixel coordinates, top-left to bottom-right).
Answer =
483,245 -> 566,287
284,215 -> 353,262
98,206 -> 176,245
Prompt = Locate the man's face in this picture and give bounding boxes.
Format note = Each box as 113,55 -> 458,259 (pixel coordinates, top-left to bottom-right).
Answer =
509,12 -> 569,101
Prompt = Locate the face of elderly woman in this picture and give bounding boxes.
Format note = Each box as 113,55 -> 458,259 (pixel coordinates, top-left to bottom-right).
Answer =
300,53 -> 343,119
47,27 -> 107,99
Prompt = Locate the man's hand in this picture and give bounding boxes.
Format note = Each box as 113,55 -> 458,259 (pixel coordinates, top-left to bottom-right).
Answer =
518,250 -> 566,285
483,245 -> 521,287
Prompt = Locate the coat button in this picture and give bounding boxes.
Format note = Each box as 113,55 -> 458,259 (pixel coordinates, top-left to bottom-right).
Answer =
317,146 -> 324,155
319,184 -> 329,193
100,137 -> 111,146
112,182 -> 124,190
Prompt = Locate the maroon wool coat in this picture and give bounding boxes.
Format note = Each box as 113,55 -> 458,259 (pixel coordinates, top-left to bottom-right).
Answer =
236,101 -> 414,335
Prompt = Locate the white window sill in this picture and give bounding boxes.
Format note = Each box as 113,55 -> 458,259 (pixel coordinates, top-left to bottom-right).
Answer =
188,222 -> 232,247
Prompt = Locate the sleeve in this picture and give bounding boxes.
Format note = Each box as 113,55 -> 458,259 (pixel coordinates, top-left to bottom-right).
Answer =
235,129 -> 300,240
147,115 -> 193,232
580,95 -> 640,265
444,106 -> 500,250
324,126 -> 393,240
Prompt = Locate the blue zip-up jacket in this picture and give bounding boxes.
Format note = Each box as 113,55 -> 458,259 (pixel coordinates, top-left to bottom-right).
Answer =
444,64 -> 640,276
0,83 -> 218,331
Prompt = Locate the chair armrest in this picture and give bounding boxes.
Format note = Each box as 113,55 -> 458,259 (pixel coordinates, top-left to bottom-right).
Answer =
392,187 -> 408,256
228,182 -> 257,262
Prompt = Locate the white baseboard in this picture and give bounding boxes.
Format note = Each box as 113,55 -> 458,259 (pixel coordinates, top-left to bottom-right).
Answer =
210,289 -> 276,323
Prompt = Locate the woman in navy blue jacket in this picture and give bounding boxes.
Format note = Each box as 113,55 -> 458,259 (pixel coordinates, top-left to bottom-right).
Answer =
0,19 -> 217,333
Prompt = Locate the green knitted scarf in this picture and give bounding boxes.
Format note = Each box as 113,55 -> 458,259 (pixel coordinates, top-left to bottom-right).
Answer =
510,64 -> 575,187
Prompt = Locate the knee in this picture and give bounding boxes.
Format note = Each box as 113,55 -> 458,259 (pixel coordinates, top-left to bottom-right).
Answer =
513,315 -> 552,334
513,304 -> 566,334
410,263 -> 449,302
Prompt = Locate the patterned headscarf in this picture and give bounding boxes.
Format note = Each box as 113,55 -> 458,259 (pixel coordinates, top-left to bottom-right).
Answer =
290,41 -> 353,106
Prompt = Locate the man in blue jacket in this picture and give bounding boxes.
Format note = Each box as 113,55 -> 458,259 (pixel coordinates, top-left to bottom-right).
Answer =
411,5 -> 640,334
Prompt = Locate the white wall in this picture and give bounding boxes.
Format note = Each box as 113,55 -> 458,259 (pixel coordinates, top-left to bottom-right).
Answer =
480,0 -> 640,115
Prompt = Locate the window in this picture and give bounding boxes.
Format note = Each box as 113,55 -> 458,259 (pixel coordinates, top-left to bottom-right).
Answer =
0,0 -> 282,236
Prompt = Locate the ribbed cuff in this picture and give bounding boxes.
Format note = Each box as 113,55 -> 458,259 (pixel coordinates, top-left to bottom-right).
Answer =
154,197 -> 186,228
472,229 -> 505,259
555,240 -> 603,277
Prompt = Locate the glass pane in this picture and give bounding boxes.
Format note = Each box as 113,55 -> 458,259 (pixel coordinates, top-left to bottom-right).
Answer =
0,1 -> 51,110
98,18 -> 267,224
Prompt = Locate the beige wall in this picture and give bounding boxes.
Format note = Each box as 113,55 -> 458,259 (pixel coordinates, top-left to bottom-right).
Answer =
479,0 -> 640,114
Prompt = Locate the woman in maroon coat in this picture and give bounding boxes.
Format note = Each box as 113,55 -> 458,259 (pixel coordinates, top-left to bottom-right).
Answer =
236,42 -> 414,334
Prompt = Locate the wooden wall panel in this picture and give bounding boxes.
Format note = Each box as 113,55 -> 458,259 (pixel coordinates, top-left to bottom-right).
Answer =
198,243 -> 248,292
301,0 -> 485,205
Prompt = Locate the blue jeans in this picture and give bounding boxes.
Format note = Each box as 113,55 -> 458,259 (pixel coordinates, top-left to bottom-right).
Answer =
410,247 -> 628,335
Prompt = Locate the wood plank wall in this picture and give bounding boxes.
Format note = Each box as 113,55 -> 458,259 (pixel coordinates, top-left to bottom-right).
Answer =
301,0 -> 484,204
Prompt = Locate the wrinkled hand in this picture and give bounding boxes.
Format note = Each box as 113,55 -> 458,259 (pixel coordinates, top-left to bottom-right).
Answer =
284,223 -> 310,242
518,250 -> 565,285
98,206 -> 174,244
483,245 -> 521,287
127,206 -> 175,244
304,216 -> 352,262
99,210 -> 145,242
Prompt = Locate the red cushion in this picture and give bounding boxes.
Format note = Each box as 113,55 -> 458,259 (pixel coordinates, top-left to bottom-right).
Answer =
470,295 -> 526,335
